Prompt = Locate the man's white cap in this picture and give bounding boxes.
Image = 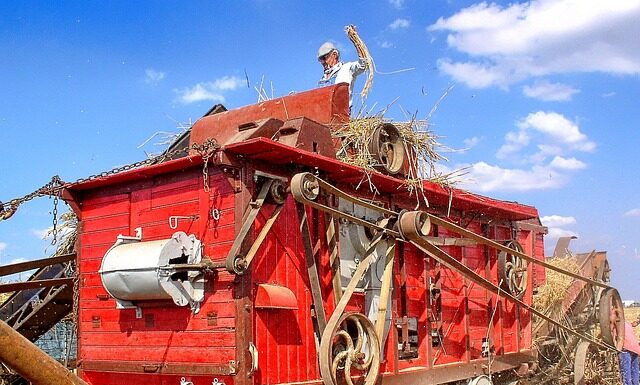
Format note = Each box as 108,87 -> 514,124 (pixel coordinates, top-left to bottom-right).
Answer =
317,42 -> 338,58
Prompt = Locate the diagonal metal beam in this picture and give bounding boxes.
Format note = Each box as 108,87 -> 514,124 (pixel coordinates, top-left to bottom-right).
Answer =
0,278 -> 73,293
427,215 -> 611,289
0,254 -> 75,277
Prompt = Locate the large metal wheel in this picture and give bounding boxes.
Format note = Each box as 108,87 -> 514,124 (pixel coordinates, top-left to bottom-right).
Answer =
367,123 -> 405,175
497,241 -> 528,299
598,287 -> 625,350
574,341 -> 619,385
319,312 -> 380,385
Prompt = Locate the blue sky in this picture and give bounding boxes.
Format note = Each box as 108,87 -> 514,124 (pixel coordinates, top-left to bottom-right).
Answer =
1,1 -> 639,298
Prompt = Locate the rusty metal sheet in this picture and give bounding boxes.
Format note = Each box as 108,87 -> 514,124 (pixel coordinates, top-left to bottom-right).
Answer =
189,83 -> 350,149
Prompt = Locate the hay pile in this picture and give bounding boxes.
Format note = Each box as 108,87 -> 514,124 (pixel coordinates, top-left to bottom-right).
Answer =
533,256 -> 581,320
50,212 -> 78,257
332,115 -> 466,203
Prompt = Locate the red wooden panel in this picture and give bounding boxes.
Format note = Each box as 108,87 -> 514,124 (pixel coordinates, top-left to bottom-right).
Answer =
80,345 -> 235,363
80,330 -> 236,348
80,258 -> 103,273
82,213 -> 129,232
81,372 -> 235,385
80,246 -> 111,260
80,229 -> 128,248
81,194 -> 130,218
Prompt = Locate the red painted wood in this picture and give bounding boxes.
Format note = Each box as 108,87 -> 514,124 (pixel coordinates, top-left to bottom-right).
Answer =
66,87 -> 548,384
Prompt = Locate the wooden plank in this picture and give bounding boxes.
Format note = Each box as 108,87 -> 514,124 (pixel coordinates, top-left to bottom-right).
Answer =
0,277 -> 73,293
296,202 -> 327,334
0,253 -> 75,277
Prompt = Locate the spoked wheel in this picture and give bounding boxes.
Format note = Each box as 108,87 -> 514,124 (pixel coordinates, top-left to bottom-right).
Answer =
598,287 -> 625,350
367,123 -> 406,175
319,312 -> 380,385
498,241 -> 528,299
574,341 -> 619,385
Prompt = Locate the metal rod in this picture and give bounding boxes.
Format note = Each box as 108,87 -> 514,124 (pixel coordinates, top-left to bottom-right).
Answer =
0,253 -> 75,277
0,278 -> 73,293
401,221 -> 616,352
427,215 -> 611,289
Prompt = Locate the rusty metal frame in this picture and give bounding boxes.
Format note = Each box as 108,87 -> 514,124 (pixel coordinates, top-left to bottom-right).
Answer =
0,253 -> 75,277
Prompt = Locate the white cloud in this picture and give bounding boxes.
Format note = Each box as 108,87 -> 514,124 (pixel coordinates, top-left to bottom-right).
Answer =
428,0 -> 640,88
144,68 -> 165,84
497,111 -> 595,160
388,0 -> 405,9
625,208 -> 640,217
602,91 -> 616,98
463,136 -> 481,149
541,215 -> 578,241
32,226 -> 73,240
389,18 -> 410,30
496,129 -> 530,159
546,226 -> 578,240
522,80 -> 580,101
175,76 -> 244,104
379,40 -> 393,49
540,215 -> 576,227
7,257 -> 27,265
549,156 -> 586,170
517,111 -> 595,151
0,242 -> 6,253
33,228 -> 51,239
464,110 -> 593,193
437,59 -> 508,89
459,161 -> 567,192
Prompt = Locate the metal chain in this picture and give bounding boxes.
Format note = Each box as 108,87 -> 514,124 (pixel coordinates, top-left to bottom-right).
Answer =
51,195 -> 59,245
0,139 -> 220,223
194,139 -> 218,193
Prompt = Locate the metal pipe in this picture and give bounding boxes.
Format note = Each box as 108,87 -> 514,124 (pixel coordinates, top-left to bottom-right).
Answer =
0,320 -> 88,385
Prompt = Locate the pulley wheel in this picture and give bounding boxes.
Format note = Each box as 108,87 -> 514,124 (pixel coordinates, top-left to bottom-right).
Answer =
367,123 -> 406,175
291,172 -> 320,201
269,179 -> 288,205
497,241 -> 528,299
598,287 -> 624,350
319,312 -> 380,385
398,211 -> 431,240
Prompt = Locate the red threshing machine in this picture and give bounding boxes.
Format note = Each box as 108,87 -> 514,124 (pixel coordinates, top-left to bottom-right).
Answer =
0,84 -> 625,385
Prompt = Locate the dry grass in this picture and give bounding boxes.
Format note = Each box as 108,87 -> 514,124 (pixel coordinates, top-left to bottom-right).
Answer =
332,114 -> 466,206
533,257 -> 581,318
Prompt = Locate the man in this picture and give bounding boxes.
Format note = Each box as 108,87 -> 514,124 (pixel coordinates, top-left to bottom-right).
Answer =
317,41 -> 367,108
620,320 -> 640,385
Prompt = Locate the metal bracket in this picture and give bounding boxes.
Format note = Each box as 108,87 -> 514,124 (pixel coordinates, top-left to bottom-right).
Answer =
169,215 -> 198,230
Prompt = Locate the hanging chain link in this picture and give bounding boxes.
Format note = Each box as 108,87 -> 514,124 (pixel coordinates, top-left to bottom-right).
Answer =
51,195 -> 59,245
194,139 -> 218,193
0,139 -> 220,224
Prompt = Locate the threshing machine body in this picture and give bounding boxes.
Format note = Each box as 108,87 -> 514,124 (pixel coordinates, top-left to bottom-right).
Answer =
65,84 -> 546,385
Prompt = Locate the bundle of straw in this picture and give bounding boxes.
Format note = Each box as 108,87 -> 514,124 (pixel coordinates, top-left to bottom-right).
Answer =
345,24 -> 374,99
333,114 -> 462,206
533,256 -> 581,320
